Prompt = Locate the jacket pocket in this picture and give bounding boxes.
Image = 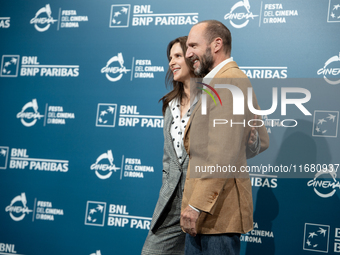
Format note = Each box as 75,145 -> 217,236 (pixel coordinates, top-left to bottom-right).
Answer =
162,168 -> 169,183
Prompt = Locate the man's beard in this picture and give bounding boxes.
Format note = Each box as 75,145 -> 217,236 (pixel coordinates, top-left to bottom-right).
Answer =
193,47 -> 214,77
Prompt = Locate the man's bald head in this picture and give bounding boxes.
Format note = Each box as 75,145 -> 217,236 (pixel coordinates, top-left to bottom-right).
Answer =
193,20 -> 232,57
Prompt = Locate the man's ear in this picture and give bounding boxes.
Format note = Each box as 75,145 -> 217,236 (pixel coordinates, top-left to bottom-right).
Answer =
212,37 -> 223,53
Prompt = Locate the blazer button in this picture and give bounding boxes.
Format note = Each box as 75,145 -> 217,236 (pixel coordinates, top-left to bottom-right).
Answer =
212,192 -> 218,199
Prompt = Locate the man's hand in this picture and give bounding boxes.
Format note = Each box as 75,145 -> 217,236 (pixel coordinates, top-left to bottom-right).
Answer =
248,114 -> 259,145
180,205 -> 200,237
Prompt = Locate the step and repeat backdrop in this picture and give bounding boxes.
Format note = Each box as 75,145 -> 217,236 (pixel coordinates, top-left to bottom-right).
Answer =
1,0 -> 340,254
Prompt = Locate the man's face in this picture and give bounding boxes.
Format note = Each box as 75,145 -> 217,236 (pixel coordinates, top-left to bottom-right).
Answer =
186,23 -> 214,77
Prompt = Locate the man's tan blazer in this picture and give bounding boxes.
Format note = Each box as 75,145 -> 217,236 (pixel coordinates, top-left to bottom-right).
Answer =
182,61 -> 269,234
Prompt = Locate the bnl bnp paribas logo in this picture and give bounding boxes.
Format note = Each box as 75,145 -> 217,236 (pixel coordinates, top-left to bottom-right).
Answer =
303,223 -> 330,253
317,53 -> 340,85
85,201 -> 151,229
110,4 -> 130,28
30,4 -> 57,32
0,55 -> 19,77
109,4 -> 198,27
96,104 -> 117,127
0,16 -> 10,28
0,146 -> 9,170
85,202 -> 106,226
224,0 -> 259,28
312,110 -> 339,138
96,103 -> 164,128
327,0 -> 340,22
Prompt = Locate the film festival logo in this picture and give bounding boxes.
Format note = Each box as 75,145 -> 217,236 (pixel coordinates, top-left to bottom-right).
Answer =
96,104 -> 117,127
90,251 -> 102,255
30,4 -> 57,32
307,165 -> 340,198
224,0 -> 259,28
5,193 -> 33,221
312,111 -> 339,138
0,146 -> 9,170
327,0 -> 340,22
90,150 -> 120,179
16,99 -> 44,127
303,223 -> 330,253
317,53 -> 340,85
85,201 -> 106,227
110,4 -> 130,28
101,53 -> 131,82
0,55 -> 19,77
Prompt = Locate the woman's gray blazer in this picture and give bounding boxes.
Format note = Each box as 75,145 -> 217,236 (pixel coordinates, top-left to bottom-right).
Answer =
141,106 -> 188,255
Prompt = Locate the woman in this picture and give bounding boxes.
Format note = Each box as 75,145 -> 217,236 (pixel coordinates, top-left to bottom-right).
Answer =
141,36 -> 193,255
141,36 -> 259,255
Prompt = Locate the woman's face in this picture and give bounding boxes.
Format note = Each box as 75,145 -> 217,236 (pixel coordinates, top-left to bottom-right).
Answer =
169,42 -> 191,84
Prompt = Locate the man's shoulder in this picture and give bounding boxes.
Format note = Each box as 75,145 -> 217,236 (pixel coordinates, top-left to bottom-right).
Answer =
215,61 -> 248,79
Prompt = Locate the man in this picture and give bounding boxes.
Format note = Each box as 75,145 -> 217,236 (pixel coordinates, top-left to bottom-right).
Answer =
180,20 -> 269,254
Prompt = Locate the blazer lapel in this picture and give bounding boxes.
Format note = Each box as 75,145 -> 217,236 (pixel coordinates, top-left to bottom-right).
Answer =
163,107 -> 182,169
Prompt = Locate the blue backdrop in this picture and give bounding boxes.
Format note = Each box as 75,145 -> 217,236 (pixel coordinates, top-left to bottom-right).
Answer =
1,0 -> 340,254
